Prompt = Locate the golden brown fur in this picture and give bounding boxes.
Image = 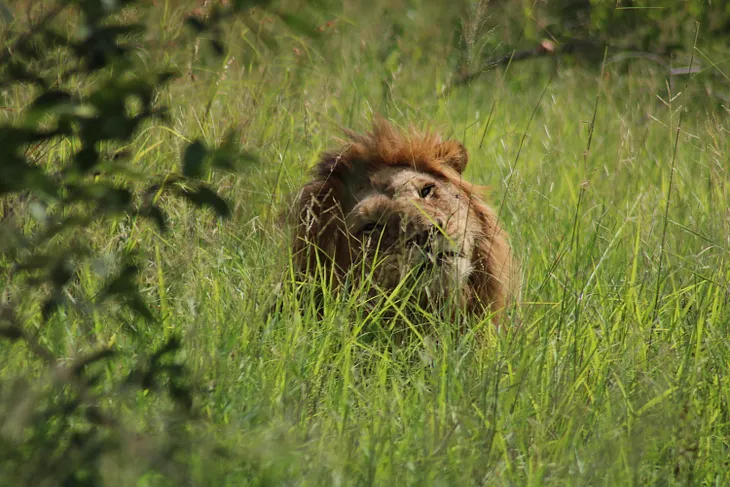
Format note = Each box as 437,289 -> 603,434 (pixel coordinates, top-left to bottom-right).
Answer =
289,119 -> 514,324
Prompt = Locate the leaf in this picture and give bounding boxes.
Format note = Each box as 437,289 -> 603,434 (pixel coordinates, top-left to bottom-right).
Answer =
99,187 -> 133,213
6,61 -> 48,88
99,23 -> 146,38
41,294 -> 62,322
29,90 -> 75,111
73,145 -> 100,172
210,38 -> 225,57
183,139 -> 208,179
70,349 -> 116,377
138,205 -> 168,232
78,113 -> 139,143
65,183 -> 133,213
74,24 -> 145,70
100,262 -> 157,322
185,16 -> 206,33
210,130 -> 260,172
239,149 -> 260,164
156,70 -> 179,85
102,263 -> 140,296
169,383 -> 193,411
155,335 -> 181,358
275,11 -> 322,39
179,185 -> 231,218
0,154 -> 58,199
50,260 -> 73,287
112,150 -> 132,161
0,325 -> 23,341
15,254 -> 56,272
0,127 -> 66,149
233,0 -> 273,9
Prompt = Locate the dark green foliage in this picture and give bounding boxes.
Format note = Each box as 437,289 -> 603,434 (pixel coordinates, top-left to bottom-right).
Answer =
446,0 -> 730,99
183,140 -> 208,179
480,0 -> 730,52
0,0 -> 319,483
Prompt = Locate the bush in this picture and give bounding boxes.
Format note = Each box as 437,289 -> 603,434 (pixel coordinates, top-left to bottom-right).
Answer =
485,0 -> 729,51
0,0 -> 319,483
445,0 -> 730,101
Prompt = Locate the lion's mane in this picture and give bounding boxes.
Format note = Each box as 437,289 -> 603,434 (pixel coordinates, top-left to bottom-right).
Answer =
289,119 -> 514,322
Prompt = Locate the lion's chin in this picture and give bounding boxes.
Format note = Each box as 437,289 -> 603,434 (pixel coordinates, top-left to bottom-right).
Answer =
402,253 -> 472,292
399,254 -> 472,311
358,248 -> 473,295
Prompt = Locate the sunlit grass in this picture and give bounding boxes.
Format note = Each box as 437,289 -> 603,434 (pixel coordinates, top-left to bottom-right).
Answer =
2,1 -> 729,485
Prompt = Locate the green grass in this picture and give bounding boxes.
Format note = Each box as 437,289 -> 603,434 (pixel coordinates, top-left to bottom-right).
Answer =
3,1 -> 730,485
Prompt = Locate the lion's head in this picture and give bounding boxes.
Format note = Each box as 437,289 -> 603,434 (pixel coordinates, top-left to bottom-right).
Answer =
289,119 -> 514,323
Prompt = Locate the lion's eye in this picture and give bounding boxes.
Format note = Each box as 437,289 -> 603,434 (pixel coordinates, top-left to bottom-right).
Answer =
359,222 -> 383,235
420,184 -> 435,198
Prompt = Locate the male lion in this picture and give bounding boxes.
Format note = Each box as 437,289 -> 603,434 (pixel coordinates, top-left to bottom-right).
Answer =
289,119 -> 514,324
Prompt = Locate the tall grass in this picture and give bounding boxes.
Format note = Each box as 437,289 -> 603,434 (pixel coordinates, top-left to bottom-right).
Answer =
2,1 -> 729,485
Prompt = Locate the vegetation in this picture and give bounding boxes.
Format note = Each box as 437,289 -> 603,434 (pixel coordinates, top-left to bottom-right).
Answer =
1,0 -> 729,485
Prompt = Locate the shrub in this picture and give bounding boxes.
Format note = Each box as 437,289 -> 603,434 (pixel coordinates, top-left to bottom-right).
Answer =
0,0 -> 318,483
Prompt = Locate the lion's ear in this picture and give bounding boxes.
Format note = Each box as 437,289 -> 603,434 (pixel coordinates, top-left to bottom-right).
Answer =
438,140 -> 469,174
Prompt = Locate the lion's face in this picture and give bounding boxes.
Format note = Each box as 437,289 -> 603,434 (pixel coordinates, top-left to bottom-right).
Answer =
340,167 -> 478,299
291,120 -> 514,323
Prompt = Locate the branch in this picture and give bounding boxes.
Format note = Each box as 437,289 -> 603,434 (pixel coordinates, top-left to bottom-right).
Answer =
442,36 -> 706,98
442,39 -> 602,96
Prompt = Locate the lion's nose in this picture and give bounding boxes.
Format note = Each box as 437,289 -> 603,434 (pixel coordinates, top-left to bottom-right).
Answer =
406,222 -> 442,249
410,229 -> 430,248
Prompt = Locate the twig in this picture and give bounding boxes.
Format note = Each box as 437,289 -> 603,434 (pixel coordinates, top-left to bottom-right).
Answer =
605,51 -> 670,68
443,40 -> 599,95
442,40 -> 694,96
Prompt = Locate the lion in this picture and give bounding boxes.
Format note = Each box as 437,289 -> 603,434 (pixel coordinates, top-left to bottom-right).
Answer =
288,119 -> 514,325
